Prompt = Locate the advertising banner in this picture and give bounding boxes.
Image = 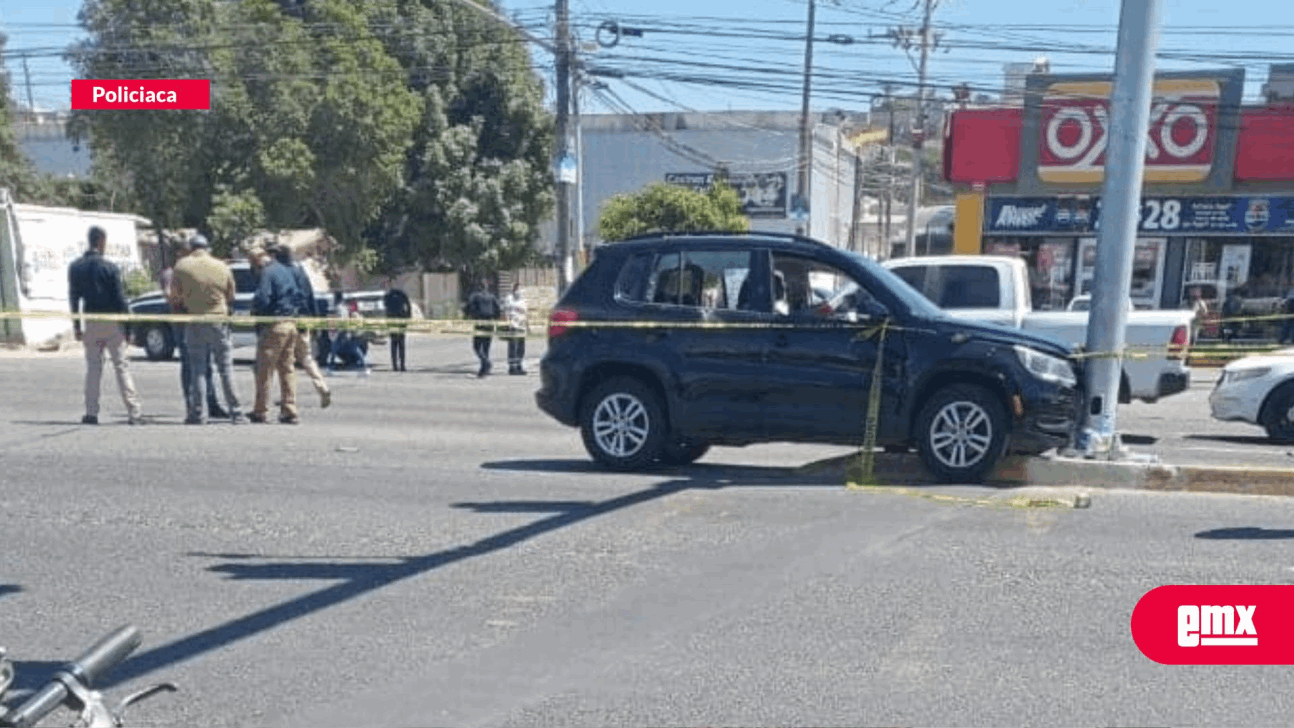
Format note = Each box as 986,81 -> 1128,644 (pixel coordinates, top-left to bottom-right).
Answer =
984,195 -> 1294,236
665,172 -> 788,218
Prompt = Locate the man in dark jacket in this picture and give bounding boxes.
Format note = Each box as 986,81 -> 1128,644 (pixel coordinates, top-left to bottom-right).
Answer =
465,277 -> 501,377
250,245 -> 303,424
68,226 -> 142,425
384,287 -> 412,371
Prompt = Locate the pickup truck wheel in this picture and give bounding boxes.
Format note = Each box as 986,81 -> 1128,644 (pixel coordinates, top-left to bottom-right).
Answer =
916,384 -> 1010,484
580,377 -> 667,471
142,324 -> 175,361
1263,382 -> 1294,442
658,438 -> 710,466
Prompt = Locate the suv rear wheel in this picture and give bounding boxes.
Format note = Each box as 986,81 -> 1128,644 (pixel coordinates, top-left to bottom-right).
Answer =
915,384 -> 1010,484
580,377 -> 667,471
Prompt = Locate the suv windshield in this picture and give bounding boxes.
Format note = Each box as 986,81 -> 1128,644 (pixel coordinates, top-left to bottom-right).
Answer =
842,251 -> 946,319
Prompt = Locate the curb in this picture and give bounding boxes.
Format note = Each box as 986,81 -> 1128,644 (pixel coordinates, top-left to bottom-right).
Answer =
797,452 -> 1294,497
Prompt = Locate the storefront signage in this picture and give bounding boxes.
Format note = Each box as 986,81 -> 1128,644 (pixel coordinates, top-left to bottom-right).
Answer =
985,196 -> 1294,236
1038,79 -> 1220,183
1019,69 -> 1246,192
665,171 -> 787,218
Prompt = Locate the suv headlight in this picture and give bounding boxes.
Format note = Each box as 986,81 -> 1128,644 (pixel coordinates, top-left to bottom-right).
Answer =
1223,366 -> 1270,384
1014,345 -> 1078,388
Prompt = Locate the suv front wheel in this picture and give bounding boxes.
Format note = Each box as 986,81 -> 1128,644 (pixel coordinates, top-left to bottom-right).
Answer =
580,377 -> 668,471
915,384 -> 1010,484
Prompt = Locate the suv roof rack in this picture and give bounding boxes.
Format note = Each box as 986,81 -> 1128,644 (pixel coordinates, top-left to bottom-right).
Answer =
615,230 -> 832,247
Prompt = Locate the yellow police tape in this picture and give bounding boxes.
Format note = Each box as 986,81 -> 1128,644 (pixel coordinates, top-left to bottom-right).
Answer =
0,305 -> 1282,484
0,307 -> 1287,360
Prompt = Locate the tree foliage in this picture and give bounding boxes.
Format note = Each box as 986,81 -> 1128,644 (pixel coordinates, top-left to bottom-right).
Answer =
0,32 -> 41,202
598,182 -> 750,241
66,0 -> 553,274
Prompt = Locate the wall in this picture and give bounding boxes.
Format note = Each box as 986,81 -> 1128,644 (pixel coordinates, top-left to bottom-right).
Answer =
4,201 -> 147,345
538,111 -> 872,253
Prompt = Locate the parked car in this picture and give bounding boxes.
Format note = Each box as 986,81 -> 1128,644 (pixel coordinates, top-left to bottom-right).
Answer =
535,232 -> 1084,483
1209,348 -> 1294,440
884,255 -> 1194,404
126,259 -> 333,361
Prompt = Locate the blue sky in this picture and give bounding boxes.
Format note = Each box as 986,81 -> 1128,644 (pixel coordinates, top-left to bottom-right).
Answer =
2,0 -> 1289,113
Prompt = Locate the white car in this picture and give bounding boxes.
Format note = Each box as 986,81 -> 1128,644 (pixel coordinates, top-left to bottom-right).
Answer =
1209,348 -> 1294,440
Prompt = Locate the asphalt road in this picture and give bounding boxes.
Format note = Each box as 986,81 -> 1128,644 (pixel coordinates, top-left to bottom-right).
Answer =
3,338 -> 1294,727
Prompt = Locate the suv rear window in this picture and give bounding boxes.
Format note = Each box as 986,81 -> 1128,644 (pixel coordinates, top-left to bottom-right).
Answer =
892,264 -> 1000,309
617,250 -> 755,311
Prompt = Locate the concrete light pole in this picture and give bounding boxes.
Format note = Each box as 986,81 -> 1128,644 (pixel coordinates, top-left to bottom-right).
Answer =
1079,0 -> 1164,458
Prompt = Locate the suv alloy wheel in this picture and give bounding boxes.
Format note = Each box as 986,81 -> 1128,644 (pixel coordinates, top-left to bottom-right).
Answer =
579,377 -> 668,471
915,383 -> 1010,483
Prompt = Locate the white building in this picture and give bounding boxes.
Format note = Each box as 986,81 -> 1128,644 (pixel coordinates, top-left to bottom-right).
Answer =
543,109 -> 901,257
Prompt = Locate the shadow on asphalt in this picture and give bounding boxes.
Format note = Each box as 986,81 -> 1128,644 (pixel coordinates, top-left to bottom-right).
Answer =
480,458 -> 842,486
1184,434 -> 1282,446
1120,434 -> 1158,445
7,661 -> 63,696
96,459 -> 840,688
1195,527 -> 1294,540
0,585 -> 20,598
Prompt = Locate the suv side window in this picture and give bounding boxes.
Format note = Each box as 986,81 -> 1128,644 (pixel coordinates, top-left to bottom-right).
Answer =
614,252 -> 653,303
892,264 -> 999,309
770,252 -> 881,317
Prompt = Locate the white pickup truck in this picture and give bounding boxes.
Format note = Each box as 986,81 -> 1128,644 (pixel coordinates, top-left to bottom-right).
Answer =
884,255 -> 1194,404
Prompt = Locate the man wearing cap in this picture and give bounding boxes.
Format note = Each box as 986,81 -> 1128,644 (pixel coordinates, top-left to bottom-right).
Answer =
170,234 -> 244,424
250,244 -> 303,424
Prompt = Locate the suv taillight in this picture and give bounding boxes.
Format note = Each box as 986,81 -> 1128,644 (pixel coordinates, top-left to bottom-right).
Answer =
1168,325 -> 1189,360
549,308 -> 579,338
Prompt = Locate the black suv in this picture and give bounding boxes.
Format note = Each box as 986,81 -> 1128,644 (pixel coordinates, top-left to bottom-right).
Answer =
535,233 -> 1082,483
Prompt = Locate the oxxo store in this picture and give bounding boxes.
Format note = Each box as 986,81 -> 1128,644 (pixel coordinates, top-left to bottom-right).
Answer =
943,68 -> 1294,313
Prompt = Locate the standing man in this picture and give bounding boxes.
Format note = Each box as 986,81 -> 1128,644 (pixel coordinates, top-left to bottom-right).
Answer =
287,252 -> 331,408
465,277 -> 501,378
384,286 -> 412,372
504,281 -> 528,375
170,234 -> 244,424
165,239 -> 226,419
250,245 -> 303,424
68,225 -> 142,425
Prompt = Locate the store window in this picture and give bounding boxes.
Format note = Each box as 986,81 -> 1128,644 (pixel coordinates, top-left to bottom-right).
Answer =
1077,238 -> 1165,309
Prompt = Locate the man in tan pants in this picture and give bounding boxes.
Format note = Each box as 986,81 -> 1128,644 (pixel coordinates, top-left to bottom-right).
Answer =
250,245 -> 302,424
287,254 -> 331,408
68,226 -> 142,425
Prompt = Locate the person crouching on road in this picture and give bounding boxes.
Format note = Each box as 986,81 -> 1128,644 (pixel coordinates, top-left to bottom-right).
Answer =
504,281 -> 528,375
169,234 -> 244,424
286,252 -> 331,408
68,225 -> 143,425
250,245 -> 303,424
465,277 -> 501,377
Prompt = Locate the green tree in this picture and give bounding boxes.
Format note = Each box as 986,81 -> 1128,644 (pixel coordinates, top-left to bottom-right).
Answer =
598,181 -> 750,241
365,0 -> 555,282
206,186 -> 266,257
0,32 -> 41,202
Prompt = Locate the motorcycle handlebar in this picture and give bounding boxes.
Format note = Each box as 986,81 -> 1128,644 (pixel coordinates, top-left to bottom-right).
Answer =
2,625 -> 141,728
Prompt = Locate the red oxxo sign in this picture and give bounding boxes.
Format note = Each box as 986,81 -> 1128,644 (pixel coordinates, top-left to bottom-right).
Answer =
1131,585 -> 1294,664
1038,79 -> 1220,184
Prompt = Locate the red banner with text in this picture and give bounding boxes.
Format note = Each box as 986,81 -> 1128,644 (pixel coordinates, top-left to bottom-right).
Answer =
71,80 -> 211,110
1132,585 -> 1294,664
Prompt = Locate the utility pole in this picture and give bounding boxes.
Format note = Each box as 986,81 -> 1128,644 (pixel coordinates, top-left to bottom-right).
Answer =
573,76 -> 585,269
794,0 -> 816,235
1079,0 -> 1164,459
553,0 -> 575,293
903,0 -> 935,258
21,55 -> 36,119
884,84 -> 896,258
